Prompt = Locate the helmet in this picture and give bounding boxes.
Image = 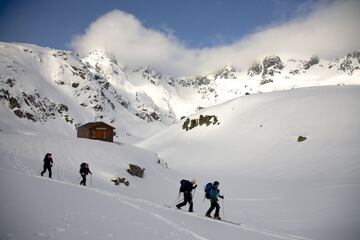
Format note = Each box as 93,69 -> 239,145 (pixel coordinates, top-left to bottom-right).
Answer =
191,178 -> 197,184
213,181 -> 219,186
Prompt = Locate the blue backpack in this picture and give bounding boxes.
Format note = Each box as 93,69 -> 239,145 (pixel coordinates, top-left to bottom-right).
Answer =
204,183 -> 213,199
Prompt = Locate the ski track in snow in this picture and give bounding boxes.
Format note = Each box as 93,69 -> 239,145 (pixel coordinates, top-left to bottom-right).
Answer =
113,194 -> 311,240
0,167 -> 312,240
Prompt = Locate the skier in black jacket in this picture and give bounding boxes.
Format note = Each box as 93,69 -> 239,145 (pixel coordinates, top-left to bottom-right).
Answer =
41,153 -> 53,178
176,179 -> 197,212
79,163 -> 92,186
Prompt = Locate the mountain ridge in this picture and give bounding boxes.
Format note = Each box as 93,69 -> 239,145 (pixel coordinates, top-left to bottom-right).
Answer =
0,42 -> 359,142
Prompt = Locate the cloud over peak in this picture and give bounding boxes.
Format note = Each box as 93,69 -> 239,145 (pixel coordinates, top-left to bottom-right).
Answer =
72,0 -> 360,77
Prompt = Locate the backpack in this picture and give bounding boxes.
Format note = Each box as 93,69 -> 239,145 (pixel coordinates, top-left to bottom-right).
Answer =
80,162 -> 88,168
179,179 -> 191,192
204,182 -> 213,199
80,163 -> 89,171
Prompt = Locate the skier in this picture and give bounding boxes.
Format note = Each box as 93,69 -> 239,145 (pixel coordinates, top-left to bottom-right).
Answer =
79,163 -> 92,186
176,179 -> 197,212
205,181 -> 224,220
40,153 -> 53,178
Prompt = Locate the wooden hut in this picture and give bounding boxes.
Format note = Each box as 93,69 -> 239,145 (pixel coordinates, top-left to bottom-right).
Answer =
77,122 -> 115,142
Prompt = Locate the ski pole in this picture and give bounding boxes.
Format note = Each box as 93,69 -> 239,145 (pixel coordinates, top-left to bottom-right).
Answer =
90,174 -> 93,187
222,198 -> 225,219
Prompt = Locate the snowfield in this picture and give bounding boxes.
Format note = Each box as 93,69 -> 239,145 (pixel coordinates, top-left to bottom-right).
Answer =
139,85 -> 360,240
0,42 -> 360,239
0,86 -> 359,239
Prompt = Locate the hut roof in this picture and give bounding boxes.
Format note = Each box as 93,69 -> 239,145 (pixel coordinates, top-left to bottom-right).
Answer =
77,121 -> 115,129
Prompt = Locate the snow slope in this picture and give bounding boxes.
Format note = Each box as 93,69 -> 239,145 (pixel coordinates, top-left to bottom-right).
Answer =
139,85 -> 360,240
0,133 -> 314,240
1,169 -> 313,240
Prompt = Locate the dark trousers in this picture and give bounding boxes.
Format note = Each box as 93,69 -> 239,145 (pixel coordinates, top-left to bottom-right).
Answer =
80,174 -> 87,186
206,201 -> 220,217
176,191 -> 193,212
41,166 -> 52,178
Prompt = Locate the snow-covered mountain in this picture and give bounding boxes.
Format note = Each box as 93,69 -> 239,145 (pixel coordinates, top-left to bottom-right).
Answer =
0,42 -> 359,142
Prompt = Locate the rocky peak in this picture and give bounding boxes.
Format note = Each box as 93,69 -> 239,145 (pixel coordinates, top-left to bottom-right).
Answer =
247,62 -> 262,77
303,55 -> 320,70
262,56 -> 284,78
133,67 -> 162,86
330,51 -> 360,75
214,65 -> 237,79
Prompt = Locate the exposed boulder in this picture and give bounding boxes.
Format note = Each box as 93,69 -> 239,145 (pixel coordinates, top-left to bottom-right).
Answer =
182,114 -> 219,131
297,136 -> 307,142
127,164 -> 145,178
111,177 -> 129,186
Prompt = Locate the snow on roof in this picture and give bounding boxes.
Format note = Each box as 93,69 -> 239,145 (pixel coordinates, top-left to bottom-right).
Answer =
77,121 -> 115,129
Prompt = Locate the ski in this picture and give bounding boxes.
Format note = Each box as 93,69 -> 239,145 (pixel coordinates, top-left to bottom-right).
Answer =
163,205 -> 241,225
218,219 -> 241,225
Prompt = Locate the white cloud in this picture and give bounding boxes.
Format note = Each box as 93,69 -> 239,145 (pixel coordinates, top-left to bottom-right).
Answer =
71,0 -> 360,76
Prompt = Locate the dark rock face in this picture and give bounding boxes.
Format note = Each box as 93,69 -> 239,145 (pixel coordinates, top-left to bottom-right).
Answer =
247,62 -> 262,77
304,55 -> 320,70
9,97 -> 20,109
182,114 -> 219,131
5,78 -> 16,87
289,70 -> 300,75
141,67 -> 162,85
262,56 -> 284,78
338,51 -> 360,75
260,79 -> 274,85
127,164 -> 145,178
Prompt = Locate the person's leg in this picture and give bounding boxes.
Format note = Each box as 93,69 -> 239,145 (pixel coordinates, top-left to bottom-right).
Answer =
40,166 -> 46,176
176,193 -> 188,209
185,192 -> 193,212
214,202 -> 220,218
80,175 -> 86,185
206,201 -> 216,216
48,167 -> 52,178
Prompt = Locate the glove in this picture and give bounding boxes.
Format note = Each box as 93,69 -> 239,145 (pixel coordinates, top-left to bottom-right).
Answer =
219,195 -> 224,199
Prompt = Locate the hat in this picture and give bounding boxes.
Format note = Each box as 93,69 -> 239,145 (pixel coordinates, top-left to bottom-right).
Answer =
213,181 -> 219,186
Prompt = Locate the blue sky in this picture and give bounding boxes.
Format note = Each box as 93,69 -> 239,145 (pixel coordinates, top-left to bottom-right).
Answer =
0,0 -> 359,76
0,0 -> 312,49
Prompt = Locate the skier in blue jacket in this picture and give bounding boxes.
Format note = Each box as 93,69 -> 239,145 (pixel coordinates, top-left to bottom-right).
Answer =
206,181 -> 224,219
